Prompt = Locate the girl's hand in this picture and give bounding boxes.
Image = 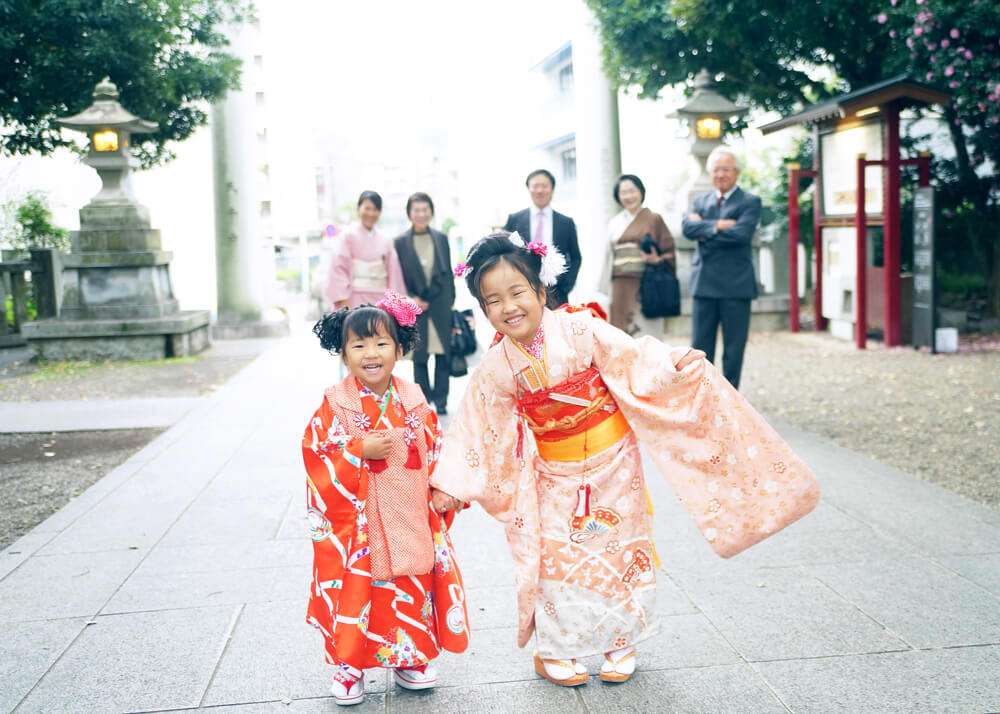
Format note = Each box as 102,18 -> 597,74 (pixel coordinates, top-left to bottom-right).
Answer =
431,488 -> 463,513
362,431 -> 393,460
642,251 -> 660,264
675,349 -> 706,371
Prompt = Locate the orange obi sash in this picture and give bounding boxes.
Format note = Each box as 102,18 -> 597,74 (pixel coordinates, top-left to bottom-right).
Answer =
517,367 -> 631,462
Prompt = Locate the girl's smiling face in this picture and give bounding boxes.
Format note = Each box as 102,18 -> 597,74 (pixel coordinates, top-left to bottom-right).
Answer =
479,259 -> 546,344
342,323 -> 401,394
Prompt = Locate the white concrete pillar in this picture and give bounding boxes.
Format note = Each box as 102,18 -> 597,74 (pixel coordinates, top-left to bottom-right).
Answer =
570,2 -> 621,300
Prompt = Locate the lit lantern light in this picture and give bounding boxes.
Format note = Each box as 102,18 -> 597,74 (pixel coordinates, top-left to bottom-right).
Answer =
92,129 -> 119,152
695,116 -> 722,140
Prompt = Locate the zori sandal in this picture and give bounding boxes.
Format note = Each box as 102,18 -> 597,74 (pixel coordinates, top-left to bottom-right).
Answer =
533,652 -> 589,687
599,646 -> 637,683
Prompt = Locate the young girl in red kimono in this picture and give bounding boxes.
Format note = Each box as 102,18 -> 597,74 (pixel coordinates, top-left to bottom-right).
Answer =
302,291 -> 468,706
433,234 -> 819,687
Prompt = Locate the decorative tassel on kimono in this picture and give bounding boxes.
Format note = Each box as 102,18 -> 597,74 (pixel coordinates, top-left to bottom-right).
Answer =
366,458 -> 388,474
405,441 -> 422,470
574,483 -> 592,519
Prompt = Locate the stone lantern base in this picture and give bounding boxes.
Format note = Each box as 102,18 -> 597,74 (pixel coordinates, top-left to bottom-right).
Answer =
22,199 -> 212,360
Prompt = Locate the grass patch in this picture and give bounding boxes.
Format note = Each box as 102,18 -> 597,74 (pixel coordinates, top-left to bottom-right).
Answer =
26,355 -> 201,382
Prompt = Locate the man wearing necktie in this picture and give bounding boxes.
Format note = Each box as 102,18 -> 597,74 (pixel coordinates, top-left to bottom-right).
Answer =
682,147 -> 762,390
503,169 -> 581,307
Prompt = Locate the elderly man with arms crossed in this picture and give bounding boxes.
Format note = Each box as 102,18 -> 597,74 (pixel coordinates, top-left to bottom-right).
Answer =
682,147 -> 762,390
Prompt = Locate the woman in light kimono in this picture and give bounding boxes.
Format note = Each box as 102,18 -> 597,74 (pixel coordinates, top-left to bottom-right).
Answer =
433,233 -> 819,687
325,191 -> 407,310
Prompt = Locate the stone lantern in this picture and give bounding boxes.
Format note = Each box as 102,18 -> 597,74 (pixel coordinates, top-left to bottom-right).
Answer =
671,69 -> 749,199
22,78 -> 210,359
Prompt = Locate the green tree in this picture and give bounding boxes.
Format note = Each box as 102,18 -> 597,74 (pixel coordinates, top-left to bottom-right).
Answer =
586,0 -> 1000,314
0,0 -> 250,167
4,192 -> 69,252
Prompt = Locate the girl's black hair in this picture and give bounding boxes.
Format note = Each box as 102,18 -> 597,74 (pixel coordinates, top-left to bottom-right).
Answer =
357,190 -> 383,211
313,305 -> 419,355
463,232 -> 544,306
613,174 -> 646,205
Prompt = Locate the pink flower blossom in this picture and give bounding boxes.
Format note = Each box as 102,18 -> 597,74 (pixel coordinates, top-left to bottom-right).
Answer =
949,80 -> 959,89
877,13 -> 887,23
914,27 -> 923,37
927,42 -> 936,51
941,39 -> 950,48
906,37 -> 915,48
891,0 -> 897,5
890,29 -> 897,38
950,28 -> 959,38
945,66 -> 954,77
453,262 -> 470,278
996,83 -> 1000,93
926,71 -> 935,81
916,0 -> 924,4
526,241 -> 548,257
929,55 -> 936,63
964,50 -> 973,60
376,290 -> 422,327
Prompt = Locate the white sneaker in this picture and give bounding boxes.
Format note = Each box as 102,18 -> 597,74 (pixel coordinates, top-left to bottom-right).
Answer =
330,668 -> 365,706
394,662 -> 438,690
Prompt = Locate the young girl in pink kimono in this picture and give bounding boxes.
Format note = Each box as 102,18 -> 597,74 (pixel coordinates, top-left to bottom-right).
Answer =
325,191 -> 406,310
432,233 -> 819,687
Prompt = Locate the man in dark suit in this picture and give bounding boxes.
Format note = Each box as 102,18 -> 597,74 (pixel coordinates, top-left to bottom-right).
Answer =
394,192 -> 455,414
503,169 -> 581,306
681,147 -> 761,390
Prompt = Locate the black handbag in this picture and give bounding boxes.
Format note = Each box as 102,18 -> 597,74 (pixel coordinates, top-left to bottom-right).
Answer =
638,234 -> 681,318
449,309 -> 477,357
449,353 -> 468,378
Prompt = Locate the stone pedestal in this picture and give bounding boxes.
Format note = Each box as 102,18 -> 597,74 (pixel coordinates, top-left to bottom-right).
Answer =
23,185 -> 211,359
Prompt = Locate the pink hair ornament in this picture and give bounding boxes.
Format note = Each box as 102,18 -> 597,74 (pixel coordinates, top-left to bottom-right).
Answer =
376,290 -> 422,327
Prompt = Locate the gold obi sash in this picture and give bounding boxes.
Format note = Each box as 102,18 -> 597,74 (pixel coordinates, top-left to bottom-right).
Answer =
517,367 -> 631,462
611,242 -> 646,278
351,257 -> 388,292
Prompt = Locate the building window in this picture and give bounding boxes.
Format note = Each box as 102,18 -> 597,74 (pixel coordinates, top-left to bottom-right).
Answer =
558,63 -> 574,94
255,92 -> 266,108
561,147 -> 577,181
259,201 -> 272,219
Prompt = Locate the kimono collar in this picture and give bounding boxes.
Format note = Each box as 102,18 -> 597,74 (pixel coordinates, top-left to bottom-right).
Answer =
325,374 -> 427,414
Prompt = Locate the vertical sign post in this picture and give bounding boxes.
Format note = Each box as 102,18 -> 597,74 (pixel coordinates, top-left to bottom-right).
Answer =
912,187 -> 935,352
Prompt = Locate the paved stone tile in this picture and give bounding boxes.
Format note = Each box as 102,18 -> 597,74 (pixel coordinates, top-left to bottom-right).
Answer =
465,586 -> 518,631
677,568 -> 909,661
134,539 -> 311,576
937,552 -> 1000,596
27,458 -> 146,535
432,628 -> 536,687
654,573 -> 699,616
0,618 -> 86,712
0,549 -> 145,623
0,397 -> 203,432
579,664 -> 787,713
154,699 -> 387,713
578,613 -> 741,675
810,557 -> 1000,648
200,465 -> 300,503
385,679 -> 583,713
202,600 -> 388,706
158,495 -> 291,547
37,465 -> 212,555
757,644 -> 1000,713
103,564 -> 307,614
16,605 -> 238,713
0,529 -> 55,582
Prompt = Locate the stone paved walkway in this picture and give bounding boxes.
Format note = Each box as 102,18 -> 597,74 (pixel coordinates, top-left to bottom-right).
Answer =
2,335 -> 998,713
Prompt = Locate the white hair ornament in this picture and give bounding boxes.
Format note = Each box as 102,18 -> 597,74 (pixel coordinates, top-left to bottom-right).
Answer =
508,231 -> 567,288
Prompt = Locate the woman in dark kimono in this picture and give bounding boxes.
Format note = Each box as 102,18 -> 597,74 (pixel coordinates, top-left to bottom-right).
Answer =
394,192 -> 456,415
600,175 -> 676,336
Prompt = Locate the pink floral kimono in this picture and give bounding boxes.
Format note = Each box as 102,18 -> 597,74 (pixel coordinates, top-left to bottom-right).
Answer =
430,306 -> 819,659
325,223 -> 406,309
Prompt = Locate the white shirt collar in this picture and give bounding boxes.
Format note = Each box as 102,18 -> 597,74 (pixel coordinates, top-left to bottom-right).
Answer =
716,187 -> 738,202
531,205 -> 553,217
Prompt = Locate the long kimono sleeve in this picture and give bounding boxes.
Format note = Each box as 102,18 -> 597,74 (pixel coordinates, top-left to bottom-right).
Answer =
325,241 -> 353,307
430,362 -> 525,524
583,312 -> 820,558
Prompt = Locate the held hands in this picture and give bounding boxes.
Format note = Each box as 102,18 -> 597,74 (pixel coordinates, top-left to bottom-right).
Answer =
362,431 -> 393,460
431,488 -> 463,513
414,297 -> 430,311
716,219 -> 736,231
675,349 -> 707,371
687,213 -> 703,222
